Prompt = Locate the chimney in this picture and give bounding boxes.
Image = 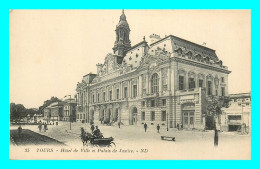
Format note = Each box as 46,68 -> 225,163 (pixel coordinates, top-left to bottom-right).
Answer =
149,34 -> 161,44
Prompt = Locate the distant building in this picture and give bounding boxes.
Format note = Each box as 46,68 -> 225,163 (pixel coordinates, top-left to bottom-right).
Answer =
63,98 -> 77,122
43,102 -> 64,122
221,92 -> 251,132
76,10 -> 231,129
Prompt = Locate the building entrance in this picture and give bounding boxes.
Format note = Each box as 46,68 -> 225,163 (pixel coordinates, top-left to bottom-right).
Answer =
183,111 -> 195,129
130,107 -> 138,125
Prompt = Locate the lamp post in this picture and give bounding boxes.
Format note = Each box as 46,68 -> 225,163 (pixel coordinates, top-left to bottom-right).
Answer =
167,112 -> 169,131
65,95 -> 72,130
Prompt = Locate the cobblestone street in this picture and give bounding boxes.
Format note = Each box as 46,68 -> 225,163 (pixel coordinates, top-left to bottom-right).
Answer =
10,121 -> 250,159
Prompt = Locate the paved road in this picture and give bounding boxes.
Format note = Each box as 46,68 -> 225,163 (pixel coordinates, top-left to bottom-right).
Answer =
10,129 -> 66,146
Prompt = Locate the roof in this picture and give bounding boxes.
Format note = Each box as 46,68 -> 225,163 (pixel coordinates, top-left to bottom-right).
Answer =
127,40 -> 147,52
229,92 -> 251,99
150,35 -> 215,52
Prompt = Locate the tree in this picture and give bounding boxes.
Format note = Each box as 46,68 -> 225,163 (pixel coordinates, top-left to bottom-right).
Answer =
206,95 -> 230,129
206,95 -> 230,146
39,96 -> 62,114
10,103 -> 26,122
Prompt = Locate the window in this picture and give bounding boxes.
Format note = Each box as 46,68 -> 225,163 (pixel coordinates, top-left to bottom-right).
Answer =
188,78 -> 195,89
215,90 -> 218,96
221,87 -> 225,96
162,99 -> 166,106
151,111 -> 155,121
103,92 -> 106,102
151,100 -> 155,107
97,94 -> 100,102
179,76 -> 184,90
151,73 -> 159,94
221,77 -> 224,83
141,112 -> 145,121
116,89 -> 119,99
207,81 -> 212,95
109,90 -> 112,101
133,85 -> 137,97
199,79 -> 203,88
80,114 -> 82,119
161,111 -> 166,121
92,95 -> 95,103
142,101 -> 145,107
83,114 -> 85,119
124,87 -> 128,98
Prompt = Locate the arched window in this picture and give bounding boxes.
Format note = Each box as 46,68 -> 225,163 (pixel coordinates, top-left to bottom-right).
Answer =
151,73 -> 159,94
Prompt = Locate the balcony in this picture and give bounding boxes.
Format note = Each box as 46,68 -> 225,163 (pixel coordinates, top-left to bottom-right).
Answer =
176,88 -> 202,96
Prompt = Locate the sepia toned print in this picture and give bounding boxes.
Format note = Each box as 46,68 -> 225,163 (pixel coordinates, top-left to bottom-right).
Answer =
9,10 -> 251,160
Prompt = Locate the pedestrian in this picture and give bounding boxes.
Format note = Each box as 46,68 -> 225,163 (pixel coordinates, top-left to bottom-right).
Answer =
177,123 -> 179,130
18,125 -> 22,137
118,122 -> 121,128
38,123 -> 42,132
214,128 -> 218,147
144,123 -> 148,132
44,123 -> 48,132
91,124 -> 95,133
157,124 -> 160,133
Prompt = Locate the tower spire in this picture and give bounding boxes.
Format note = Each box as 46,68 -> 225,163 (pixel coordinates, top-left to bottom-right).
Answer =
113,10 -> 131,57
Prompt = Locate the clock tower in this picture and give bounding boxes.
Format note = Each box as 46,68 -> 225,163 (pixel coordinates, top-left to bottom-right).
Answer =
113,10 -> 131,57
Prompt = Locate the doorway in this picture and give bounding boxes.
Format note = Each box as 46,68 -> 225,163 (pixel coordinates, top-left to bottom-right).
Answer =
183,111 -> 195,129
130,107 -> 138,125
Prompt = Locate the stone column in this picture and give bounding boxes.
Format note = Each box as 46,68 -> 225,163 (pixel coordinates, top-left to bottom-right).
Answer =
139,75 -> 142,96
159,69 -> 163,92
129,79 -> 132,98
168,67 -> 171,91
146,73 -> 149,94
120,81 -> 123,99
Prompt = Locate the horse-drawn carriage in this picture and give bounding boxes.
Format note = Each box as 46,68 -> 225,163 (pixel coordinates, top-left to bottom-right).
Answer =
80,127 -> 116,147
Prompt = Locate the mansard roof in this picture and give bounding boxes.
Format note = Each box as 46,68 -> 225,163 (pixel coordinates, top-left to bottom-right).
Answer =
150,35 -> 215,52
127,40 -> 148,52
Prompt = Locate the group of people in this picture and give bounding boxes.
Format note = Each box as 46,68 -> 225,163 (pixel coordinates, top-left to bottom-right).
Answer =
38,122 -> 48,132
143,123 -> 161,133
90,124 -> 103,138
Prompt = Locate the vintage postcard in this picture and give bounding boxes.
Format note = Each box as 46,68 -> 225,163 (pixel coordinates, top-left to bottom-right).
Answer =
9,10 -> 251,160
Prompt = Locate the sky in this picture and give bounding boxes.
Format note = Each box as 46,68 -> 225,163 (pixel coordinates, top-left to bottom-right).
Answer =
9,10 -> 251,108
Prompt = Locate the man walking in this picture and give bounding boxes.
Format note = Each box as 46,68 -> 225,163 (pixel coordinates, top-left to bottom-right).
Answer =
38,123 -> 42,132
157,124 -> 160,133
144,123 -> 148,132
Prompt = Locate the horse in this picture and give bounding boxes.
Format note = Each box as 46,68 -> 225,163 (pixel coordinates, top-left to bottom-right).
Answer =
80,127 -> 115,148
80,127 -> 92,146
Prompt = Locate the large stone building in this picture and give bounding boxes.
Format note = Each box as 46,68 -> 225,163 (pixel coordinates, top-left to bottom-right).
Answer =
76,10 -> 231,129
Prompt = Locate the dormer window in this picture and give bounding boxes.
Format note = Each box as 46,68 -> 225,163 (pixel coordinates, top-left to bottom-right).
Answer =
129,57 -> 132,60
164,44 -> 166,47
136,54 -> 139,58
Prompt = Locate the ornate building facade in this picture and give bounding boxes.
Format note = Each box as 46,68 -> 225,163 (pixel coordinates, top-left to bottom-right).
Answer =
76,10 -> 231,129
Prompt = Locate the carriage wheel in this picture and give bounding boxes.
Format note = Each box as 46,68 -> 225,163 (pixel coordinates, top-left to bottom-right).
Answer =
108,142 -> 116,148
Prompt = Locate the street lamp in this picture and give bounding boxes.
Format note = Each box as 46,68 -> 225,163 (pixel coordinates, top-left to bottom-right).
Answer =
166,112 -> 169,131
65,95 -> 72,130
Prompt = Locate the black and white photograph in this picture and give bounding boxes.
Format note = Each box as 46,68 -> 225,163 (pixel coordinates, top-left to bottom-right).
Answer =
9,10 -> 251,160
